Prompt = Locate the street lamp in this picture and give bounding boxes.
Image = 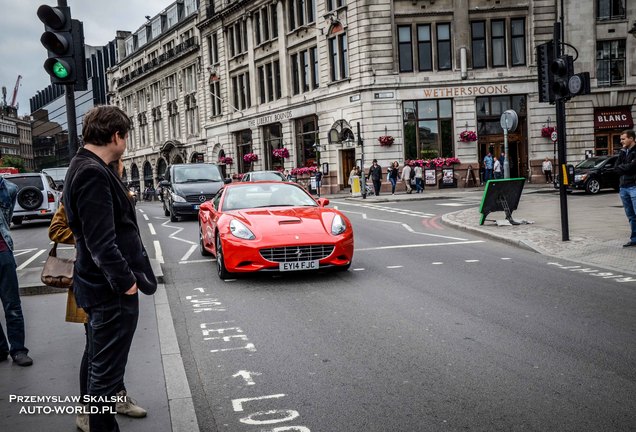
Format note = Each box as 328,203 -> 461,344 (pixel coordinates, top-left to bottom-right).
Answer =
356,122 -> 366,199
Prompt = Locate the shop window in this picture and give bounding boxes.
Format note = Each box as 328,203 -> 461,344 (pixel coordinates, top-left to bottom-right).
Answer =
597,0 -> 625,20
263,123 -> 284,170
295,116 -> 318,167
476,95 -> 526,136
235,129 -> 253,173
328,25 -> 348,81
596,39 -> 625,87
402,99 -> 453,160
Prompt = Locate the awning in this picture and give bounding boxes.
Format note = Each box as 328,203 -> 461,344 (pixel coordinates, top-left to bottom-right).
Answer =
594,106 -> 634,130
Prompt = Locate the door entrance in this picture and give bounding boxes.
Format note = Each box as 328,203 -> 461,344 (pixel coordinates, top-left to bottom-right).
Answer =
341,149 -> 356,190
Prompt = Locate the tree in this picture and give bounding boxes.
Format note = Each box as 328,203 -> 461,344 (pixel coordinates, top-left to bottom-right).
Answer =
0,156 -> 27,172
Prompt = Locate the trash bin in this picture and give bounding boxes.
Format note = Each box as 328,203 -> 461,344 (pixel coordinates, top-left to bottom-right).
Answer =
351,175 -> 361,197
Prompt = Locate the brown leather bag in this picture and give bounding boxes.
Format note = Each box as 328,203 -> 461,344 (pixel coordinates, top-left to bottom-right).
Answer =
40,243 -> 75,288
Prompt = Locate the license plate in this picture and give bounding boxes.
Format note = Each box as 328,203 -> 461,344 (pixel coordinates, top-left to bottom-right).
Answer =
279,260 -> 319,271
194,205 -> 200,210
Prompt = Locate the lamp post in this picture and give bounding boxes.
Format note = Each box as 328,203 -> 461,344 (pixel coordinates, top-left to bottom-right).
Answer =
357,122 -> 366,199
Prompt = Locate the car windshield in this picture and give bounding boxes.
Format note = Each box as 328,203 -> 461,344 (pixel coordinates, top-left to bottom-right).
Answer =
250,172 -> 285,181
575,158 -> 606,169
222,183 -> 317,211
7,176 -> 44,190
173,165 -> 222,183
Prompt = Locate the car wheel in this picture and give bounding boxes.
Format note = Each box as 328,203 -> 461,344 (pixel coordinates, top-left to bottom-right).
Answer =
199,223 -> 212,256
585,179 -> 600,194
169,204 -> 178,222
11,217 -> 23,226
17,186 -> 43,210
216,235 -> 231,280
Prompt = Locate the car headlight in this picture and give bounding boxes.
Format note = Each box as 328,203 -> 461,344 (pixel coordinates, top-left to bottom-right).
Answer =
574,174 -> 586,182
331,214 -> 347,235
230,219 -> 255,240
171,193 -> 186,203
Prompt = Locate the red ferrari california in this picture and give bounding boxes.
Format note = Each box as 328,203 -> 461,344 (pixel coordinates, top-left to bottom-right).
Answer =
198,181 -> 354,279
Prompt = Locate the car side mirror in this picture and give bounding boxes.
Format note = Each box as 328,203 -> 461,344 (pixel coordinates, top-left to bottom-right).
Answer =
317,198 -> 329,207
224,178 -> 232,184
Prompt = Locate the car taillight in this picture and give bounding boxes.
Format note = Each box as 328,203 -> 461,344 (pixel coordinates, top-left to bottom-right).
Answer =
48,191 -> 55,203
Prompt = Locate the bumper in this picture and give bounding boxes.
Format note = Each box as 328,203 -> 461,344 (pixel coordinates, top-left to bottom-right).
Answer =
172,202 -> 203,216
13,208 -> 56,220
221,234 -> 354,273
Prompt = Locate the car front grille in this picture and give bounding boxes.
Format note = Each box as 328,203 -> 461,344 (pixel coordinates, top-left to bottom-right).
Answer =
260,245 -> 335,263
185,194 -> 214,203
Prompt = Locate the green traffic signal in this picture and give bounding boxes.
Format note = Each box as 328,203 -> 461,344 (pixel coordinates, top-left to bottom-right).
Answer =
52,61 -> 69,78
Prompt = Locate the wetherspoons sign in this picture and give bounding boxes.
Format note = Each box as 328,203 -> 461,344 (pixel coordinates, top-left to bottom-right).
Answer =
248,110 -> 293,127
421,84 -> 510,98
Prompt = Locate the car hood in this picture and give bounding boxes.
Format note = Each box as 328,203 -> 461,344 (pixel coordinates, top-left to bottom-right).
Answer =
172,181 -> 223,195
230,207 -> 340,238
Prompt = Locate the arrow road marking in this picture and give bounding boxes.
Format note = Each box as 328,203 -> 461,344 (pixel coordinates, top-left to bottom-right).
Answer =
232,370 -> 262,386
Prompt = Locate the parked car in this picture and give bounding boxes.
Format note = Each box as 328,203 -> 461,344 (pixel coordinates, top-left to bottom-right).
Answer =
41,166 -> 69,190
3,172 -> 61,225
160,163 -> 230,222
553,155 -> 619,194
198,181 -> 354,279
241,170 -> 288,182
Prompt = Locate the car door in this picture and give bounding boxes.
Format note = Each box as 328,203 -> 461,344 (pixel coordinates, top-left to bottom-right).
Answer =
600,156 -> 619,190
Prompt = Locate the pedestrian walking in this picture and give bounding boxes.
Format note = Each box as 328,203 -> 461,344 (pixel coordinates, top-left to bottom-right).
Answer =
414,163 -> 423,193
368,159 -> 382,196
49,160 -> 147,432
63,105 -> 157,432
388,161 -> 400,194
402,162 -> 412,194
615,129 -> 636,248
542,157 -> 553,183
483,153 -> 494,182
493,157 -> 503,179
0,176 -> 32,367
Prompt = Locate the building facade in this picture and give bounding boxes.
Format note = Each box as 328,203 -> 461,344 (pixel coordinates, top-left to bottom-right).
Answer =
109,0 -> 636,192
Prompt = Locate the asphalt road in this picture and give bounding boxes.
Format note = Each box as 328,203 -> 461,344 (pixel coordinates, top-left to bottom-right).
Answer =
8,199 -> 636,431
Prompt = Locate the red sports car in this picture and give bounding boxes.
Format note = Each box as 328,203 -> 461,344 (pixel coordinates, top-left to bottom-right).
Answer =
198,181 -> 354,279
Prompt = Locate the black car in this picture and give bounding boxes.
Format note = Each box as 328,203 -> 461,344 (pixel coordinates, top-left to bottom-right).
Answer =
554,155 -> 619,194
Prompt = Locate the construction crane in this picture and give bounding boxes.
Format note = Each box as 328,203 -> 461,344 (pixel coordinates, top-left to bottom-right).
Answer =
9,75 -> 22,109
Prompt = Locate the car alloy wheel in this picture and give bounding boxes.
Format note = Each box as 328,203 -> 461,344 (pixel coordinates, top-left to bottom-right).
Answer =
199,223 -> 211,256
586,179 -> 600,194
216,235 -> 231,280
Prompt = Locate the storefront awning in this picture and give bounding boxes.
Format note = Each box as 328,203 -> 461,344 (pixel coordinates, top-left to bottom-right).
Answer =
594,106 -> 634,130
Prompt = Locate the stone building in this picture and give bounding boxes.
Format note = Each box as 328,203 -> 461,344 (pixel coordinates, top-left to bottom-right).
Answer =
110,0 -> 635,192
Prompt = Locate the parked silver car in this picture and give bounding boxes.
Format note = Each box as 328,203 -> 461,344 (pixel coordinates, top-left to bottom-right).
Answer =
3,172 -> 61,225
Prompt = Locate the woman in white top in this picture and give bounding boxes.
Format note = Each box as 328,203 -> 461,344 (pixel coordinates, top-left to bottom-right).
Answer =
542,157 -> 553,183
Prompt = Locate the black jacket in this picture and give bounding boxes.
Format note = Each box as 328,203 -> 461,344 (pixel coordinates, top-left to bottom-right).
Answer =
368,165 -> 382,181
64,149 -> 156,308
616,145 -> 636,188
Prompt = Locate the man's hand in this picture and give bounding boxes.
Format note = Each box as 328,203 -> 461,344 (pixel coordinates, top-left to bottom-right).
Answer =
125,283 -> 138,295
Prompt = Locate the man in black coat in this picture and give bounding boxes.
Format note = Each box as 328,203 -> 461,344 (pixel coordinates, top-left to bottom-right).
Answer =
368,159 -> 383,196
615,129 -> 636,247
64,105 -> 156,432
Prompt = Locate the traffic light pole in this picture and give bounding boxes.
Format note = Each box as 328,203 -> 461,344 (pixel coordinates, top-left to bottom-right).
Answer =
65,84 -> 78,157
554,22 -> 570,241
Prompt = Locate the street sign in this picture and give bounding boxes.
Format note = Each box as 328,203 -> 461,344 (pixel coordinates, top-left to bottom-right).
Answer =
551,131 -> 558,142
500,110 -> 518,132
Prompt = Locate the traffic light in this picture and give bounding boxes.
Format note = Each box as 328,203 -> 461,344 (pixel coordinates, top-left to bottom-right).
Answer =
536,41 -> 554,104
37,4 -> 87,90
568,72 -> 591,97
551,54 -> 574,101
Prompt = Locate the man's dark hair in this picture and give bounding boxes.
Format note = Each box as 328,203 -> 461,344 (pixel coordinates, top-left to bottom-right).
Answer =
82,105 -> 131,146
622,130 -> 635,140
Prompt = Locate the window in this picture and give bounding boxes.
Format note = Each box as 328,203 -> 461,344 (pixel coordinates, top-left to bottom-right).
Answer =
167,101 -> 179,138
209,80 -> 222,117
166,5 -> 179,29
151,82 -> 161,106
289,0 -> 315,31
471,21 -> 486,68
398,26 -> 413,72
151,18 -> 162,39
184,65 -> 197,94
231,72 -> 251,110
597,0 -> 625,20
263,123 -> 283,170
152,107 -> 163,143
257,59 -> 281,103
255,5 -> 278,46
329,28 -> 348,81
436,23 -> 451,70
136,28 -> 147,48
476,95 -> 526,136
165,74 -> 177,101
136,89 -> 146,113
491,20 -> 505,67
184,0 -> 197,16
295,116 -> 319,168
417,25 -> 432,72
138,113 -> 148,147
510,19 -> 525,66
185,95 -> 198,136
327,0 -> 345,11
291,47 -> 319,94
228,20 -> 247,58
208,33 -> 219,65
125,37 -> 134,57
597,39 -> 625,87
235,129 -> 253,173
403,99 -> 454,160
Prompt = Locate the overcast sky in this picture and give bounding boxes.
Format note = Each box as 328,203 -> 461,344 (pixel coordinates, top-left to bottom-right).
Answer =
0,0 -> 173,116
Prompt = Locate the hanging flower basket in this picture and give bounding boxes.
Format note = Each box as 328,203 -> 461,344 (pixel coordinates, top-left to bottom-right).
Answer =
290,166 -> 318,176
459,131 -> 477,142
219,156 -> 233,165
272,148 -> 290,159
243,153 -> 258,163
378,135 -> 394,146
541,126 -> 555,138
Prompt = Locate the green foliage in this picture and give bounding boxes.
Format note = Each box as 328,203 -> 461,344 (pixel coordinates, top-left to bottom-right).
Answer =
0,156 -> 26,172
420,149 -> 439,159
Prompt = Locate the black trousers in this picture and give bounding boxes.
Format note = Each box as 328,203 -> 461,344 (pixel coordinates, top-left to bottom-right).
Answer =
372,179 -> 381,196
86,293 -> 139,432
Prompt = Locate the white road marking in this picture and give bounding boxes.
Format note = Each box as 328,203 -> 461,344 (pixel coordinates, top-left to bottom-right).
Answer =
154,240 -> 164,264
356,240 -> 484,252
387,265 -> 403,269
465,259 -> 480,263
432,262 -> 444,265
436,203 -> 467,207
180,245 -> 198,262
161,219 -> 197,245
16,249 -> 47,270
12,248 -> 38,257
179,258 -> 215,264
352,268 -> 365,271
142,214 -> 149,221
401,222 -> 467,241
232,370 -> 262,386
148,223 -> 156,235
501,257 -> 512,260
